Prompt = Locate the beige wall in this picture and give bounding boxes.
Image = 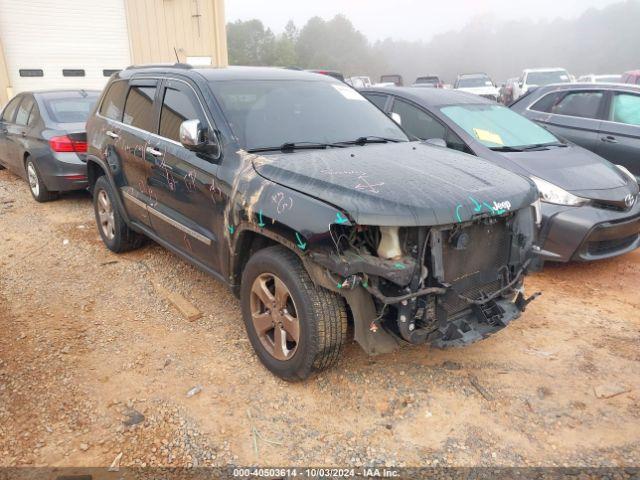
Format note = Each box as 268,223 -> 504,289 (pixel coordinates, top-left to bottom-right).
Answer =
0,43 -> 11,105
124,0 -> 228,67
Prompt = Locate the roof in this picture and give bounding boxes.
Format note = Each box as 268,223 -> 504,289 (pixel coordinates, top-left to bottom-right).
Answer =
522,67 -> 568,73
30,89 -> 100,97
121,64 -> 337,82
457,72 -> 489,78
362,86 -> 493,108
530,82 -> 640,93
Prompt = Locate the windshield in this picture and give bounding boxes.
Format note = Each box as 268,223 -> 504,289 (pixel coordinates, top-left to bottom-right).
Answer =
209,79 -> 408,150
456,76 -> 492,88
526,70 -> 570,86
441,104 -> 559,148
44,95 -> 98,123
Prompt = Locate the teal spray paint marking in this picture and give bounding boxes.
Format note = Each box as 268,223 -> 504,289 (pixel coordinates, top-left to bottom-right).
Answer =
469,196 -> 482,213
483,201 -> 496,214
394,262 -> 407,270
335,212 -> 348,224
257,209 -> 265,228
227,225 -> 235,234
455,204 -> 463,223
295,232 -> 307,250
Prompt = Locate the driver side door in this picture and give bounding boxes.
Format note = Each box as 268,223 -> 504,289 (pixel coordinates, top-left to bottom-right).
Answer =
148,78 -> 223,272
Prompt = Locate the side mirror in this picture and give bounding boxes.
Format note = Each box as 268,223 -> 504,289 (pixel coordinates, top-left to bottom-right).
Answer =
390,112 -> 402,125
179,119 -> 220,158
424,138 -> 447,148
518,82 -> 523,88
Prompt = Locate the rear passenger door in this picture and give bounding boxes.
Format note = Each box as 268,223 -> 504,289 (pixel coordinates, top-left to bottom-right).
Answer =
119,78 -> 160,227
528,90 -> 605,150
149,78 -> 221,271
596,91 -> 640,178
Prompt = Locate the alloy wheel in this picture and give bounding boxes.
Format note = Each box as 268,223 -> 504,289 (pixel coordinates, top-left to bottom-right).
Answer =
97,189 -> 115,240
249,273 -> 300,360
26,162 -> 39,197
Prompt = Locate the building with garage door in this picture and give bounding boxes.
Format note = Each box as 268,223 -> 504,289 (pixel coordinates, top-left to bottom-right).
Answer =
0,0 -> 228,104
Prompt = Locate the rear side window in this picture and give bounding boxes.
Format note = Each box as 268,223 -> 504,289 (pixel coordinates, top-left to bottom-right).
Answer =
550,91 -> 603,119
123,85 -> 157,132
99,81 -> 128,121
15,96 -> 34,126
391,98 -> 445,141
611,93 -> 640,126
2,96 -> 22,122
159,87 -> 203,142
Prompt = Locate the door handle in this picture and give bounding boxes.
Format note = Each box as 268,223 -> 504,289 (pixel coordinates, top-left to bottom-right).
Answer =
146,146 -> 163,157
106,130 -> 119,139
601,135 -> 618,144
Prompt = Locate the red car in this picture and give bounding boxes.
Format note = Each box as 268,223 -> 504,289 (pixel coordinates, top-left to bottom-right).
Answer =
622,70 -> 640,85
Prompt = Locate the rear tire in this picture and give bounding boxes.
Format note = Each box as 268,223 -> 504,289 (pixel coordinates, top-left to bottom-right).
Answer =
241,246 -> 348,381
93,175 -> 144,253
25,158 -> 57,202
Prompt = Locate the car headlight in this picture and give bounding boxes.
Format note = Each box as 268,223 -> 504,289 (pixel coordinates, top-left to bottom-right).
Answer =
530,176 -> 589,206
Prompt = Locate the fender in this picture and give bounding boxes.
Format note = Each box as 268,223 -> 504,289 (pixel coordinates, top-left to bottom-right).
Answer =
85,153 -> 132,226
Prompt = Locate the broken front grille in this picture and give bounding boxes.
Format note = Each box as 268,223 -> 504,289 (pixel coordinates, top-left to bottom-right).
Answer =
439,219 -> 512,316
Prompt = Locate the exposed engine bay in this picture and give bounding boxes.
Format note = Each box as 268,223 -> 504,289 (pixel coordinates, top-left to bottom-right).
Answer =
307,206 -> 540,353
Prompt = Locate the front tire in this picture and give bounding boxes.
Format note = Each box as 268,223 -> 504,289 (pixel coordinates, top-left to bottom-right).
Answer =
93,175 -> 144,253
241,246 -> 348,381
25,158 -> 57,202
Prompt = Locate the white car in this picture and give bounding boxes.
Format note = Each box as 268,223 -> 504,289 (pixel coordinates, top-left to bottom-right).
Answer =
347,76 -> 372,88
512,68 -> 571,100
453,73 -> 500,101
577,73 -> 622,84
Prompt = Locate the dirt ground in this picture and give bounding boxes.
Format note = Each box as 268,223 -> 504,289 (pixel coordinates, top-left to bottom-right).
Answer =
1,168 -> 639,469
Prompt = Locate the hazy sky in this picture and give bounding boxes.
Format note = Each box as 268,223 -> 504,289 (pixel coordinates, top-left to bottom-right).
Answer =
226,0 -> 624,42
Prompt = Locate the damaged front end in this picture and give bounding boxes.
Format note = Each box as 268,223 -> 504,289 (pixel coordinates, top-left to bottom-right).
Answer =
306,205 -> 540,354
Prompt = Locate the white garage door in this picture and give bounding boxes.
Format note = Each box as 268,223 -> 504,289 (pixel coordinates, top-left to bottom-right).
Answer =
0,0 -> 131,95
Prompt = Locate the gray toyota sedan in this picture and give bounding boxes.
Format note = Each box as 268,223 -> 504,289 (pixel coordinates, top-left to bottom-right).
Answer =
0,89 -> 99,202
362,87 -> 640,263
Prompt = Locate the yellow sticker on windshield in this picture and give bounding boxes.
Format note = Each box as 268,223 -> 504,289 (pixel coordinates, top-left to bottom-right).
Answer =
473,128 -> 504,145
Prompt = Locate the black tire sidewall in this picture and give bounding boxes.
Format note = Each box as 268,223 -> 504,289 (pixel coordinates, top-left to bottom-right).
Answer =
241,248 -> 319,381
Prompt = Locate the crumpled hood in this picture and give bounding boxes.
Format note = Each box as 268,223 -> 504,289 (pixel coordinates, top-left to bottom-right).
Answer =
252,142 -> 537,227
500,144 -> 636,201
456,86 -> 499,96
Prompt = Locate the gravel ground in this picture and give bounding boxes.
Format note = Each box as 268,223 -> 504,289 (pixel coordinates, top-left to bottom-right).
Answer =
0,169 -> 639,469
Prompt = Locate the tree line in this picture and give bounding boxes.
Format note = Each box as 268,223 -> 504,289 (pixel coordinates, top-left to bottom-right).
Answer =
226,0 -> 640,84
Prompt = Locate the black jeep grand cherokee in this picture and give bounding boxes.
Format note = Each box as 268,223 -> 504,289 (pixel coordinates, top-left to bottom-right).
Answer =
86,65 -> 540,380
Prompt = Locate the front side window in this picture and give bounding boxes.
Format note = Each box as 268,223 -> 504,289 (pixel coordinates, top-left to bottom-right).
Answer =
550,91 -> 603,119
159,87 -> 203,142
123,85 -> 157,132
15,96 -> 34,126
441,104 -> 559,149
364,93 -> 388,110
100,81 -> 128,121
209,79 -> 407,150
391,98 -> 445,141
2,96 -> 22,122
611,93 -> 640,126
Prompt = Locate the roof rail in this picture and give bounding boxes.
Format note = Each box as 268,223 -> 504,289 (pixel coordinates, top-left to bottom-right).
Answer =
125,63 -> 193,70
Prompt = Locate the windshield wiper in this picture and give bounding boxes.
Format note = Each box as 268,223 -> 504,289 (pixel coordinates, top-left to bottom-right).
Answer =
333,136 -> 404,146
246,142 -> 346,153
489,145 -> 524,152
519,142 -> 568,151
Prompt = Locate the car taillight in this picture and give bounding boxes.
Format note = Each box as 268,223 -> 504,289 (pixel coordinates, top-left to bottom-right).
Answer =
49,135 -> 87,153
